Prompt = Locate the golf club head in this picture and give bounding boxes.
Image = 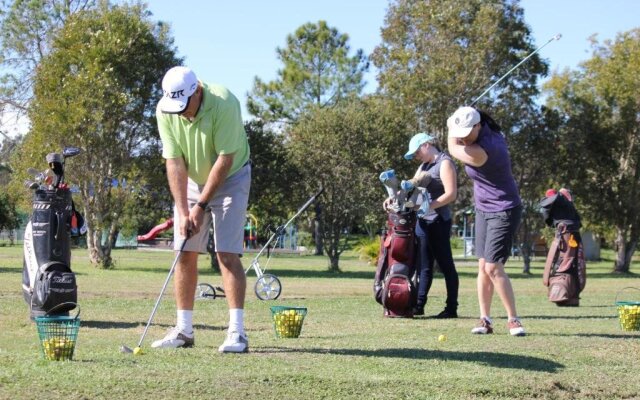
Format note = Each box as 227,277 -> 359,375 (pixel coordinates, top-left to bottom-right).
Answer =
24,180 -> 39,190
63,146 -> 83,159
119,344 -> 133,353
46,153 -> 64,175
26,167 -> 40,177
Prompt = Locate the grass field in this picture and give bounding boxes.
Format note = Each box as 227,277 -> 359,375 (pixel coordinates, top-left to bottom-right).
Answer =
0,245 -> 639,399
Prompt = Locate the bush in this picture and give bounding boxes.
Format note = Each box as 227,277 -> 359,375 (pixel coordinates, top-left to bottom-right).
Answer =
354,236 -> 380,265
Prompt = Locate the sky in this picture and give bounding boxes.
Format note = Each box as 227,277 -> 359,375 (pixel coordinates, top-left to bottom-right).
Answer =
140,0 -> 639,119
3,0 -> 640,135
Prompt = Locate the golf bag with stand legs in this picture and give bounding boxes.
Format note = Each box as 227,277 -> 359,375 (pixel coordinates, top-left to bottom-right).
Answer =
539,189 -> 586,306
22,148 -> 83,319
373,210 -> 418,317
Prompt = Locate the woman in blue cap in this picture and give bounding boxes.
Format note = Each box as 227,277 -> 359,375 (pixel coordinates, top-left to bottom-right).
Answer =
404,133 -> 459,317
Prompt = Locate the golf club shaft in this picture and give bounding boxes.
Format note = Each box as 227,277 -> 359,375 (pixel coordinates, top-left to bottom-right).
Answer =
136,238 -> 188,348
470,33 -> 561,106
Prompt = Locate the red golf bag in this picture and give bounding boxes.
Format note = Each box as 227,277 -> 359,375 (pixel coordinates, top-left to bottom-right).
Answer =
373,210 -> 417,318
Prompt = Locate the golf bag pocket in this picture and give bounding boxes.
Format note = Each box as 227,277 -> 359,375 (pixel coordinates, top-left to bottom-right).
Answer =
389,230 -> 413,264
33,261 -> 77,314
548,273 -> 576,305
381,263 -> 416,316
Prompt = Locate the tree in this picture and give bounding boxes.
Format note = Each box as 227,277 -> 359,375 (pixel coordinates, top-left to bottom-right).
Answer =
544,29 -> 640,273
247,20 -> 369,124
289,97 -> 411,271
0,0 -> 96,128
11,2 -> 179,268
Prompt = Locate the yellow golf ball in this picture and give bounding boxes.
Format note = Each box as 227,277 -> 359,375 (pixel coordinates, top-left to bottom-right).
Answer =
438,334 -> 447,342
133,347 -> 143,355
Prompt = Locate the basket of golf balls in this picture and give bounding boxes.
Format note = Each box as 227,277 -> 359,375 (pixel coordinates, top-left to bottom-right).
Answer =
615,287 -> 640,332
270,306 -> 307,338
35,306 -> 80,361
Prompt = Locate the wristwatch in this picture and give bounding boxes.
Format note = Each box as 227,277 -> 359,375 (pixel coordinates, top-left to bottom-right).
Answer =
196,201 -> 207,210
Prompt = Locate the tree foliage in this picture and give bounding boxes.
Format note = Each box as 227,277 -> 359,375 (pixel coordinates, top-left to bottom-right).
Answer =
247,20 -> 369,123
544,29 -> 640,273
372,0 -> 546,139
245,120 -> 300,237
11,2 -> 178,268
288,97 -> 411,271
0,0 -> 95,123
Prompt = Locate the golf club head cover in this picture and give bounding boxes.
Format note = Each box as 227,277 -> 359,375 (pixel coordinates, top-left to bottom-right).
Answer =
379,169 -> 399,199
416,189 -> 430,217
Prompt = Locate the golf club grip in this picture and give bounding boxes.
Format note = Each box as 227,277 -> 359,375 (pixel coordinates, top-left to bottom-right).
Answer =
295,187 -> 324,215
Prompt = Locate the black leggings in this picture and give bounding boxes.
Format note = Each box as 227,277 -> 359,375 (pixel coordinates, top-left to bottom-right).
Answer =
415,217 -> 459,310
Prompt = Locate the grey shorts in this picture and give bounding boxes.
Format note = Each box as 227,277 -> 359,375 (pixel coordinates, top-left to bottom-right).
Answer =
173,163 -> 251,254
474,205 -> 521,264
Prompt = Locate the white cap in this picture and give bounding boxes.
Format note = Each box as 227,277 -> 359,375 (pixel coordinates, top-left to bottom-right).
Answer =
158,66 -> 198,114
447,106 -> 480,138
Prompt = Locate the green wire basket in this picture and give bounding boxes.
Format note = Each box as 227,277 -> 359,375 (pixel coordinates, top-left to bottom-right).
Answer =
615,288 -> 640,332
35,303 -> 80,361
270,306 -> 307,338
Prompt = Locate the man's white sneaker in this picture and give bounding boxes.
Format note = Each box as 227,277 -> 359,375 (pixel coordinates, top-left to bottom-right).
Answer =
151,327 -> 194,348
218,331 -> 248,353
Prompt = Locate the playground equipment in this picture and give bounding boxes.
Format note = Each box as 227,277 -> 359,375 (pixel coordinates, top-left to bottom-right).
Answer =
137,219 -> 173,241
244,214 -> 258,249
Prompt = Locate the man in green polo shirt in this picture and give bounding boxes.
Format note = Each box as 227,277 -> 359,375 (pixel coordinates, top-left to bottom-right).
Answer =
152,66 -> 251,353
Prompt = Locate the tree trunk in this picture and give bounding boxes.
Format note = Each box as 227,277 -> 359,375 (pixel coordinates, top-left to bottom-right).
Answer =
614,228 -> 637,273
87,227 -> 113,269
314,202 -> 324,255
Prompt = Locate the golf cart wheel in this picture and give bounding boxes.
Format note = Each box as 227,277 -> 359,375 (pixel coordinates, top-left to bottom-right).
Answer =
254,274 -> 282,300
195,283 -> 217,300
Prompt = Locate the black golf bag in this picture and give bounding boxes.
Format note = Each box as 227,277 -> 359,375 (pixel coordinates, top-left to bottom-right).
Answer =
373,210 -> 418,318
539,191 -> 586,306
22,146 -> 84,319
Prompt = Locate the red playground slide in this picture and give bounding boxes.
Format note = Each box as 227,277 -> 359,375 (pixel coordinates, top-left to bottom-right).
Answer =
137,218 -> 174,241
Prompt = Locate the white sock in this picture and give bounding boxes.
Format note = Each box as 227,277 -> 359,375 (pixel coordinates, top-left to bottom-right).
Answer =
481,316 -> 492,323
177,310 -> 193,334
229,308 -> 244,335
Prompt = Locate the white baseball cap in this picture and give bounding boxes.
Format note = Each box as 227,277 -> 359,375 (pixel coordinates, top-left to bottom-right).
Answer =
447,106 -> 480,138
158,66 -> 198,114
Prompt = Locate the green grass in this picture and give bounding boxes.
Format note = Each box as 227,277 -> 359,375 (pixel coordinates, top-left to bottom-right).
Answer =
1,245 -> 639,399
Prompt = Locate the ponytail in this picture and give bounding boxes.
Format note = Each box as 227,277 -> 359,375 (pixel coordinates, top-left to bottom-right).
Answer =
475,109 -> 501,133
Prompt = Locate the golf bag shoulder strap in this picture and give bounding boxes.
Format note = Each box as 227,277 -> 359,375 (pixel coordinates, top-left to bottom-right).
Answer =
543,224 -> 566,287
373,230 -> 389,305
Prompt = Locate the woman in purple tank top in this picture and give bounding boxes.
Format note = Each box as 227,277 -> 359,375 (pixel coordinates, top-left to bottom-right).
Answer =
447,106 -> 526,337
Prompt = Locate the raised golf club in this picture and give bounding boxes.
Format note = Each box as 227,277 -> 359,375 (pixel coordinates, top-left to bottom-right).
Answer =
470,33 -> 562,106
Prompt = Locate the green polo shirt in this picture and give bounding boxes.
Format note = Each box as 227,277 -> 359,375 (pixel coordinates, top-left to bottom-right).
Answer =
157,82 -> 250,185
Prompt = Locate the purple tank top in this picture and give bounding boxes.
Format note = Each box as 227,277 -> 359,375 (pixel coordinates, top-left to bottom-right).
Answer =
464,124 -> 521,212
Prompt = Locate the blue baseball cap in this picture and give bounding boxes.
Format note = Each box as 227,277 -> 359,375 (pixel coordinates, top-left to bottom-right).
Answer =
404,132 -> 435,160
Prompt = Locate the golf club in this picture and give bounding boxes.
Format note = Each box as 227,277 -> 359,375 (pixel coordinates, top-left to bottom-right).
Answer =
470,33 -> 562,106
120,236 -> 190,355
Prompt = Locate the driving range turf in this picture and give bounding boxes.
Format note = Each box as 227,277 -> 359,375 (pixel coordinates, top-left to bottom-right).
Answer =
0,245 -> 639,399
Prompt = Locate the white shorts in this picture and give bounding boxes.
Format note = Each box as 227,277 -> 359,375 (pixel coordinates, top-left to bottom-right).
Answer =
173,162 -> 251,254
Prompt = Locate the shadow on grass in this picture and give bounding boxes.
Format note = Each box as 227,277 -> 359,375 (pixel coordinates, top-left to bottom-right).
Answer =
527,315 -> 617,320
259,347 -> 563,372
81,320 -> 225,331
541,333 -> 640,339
